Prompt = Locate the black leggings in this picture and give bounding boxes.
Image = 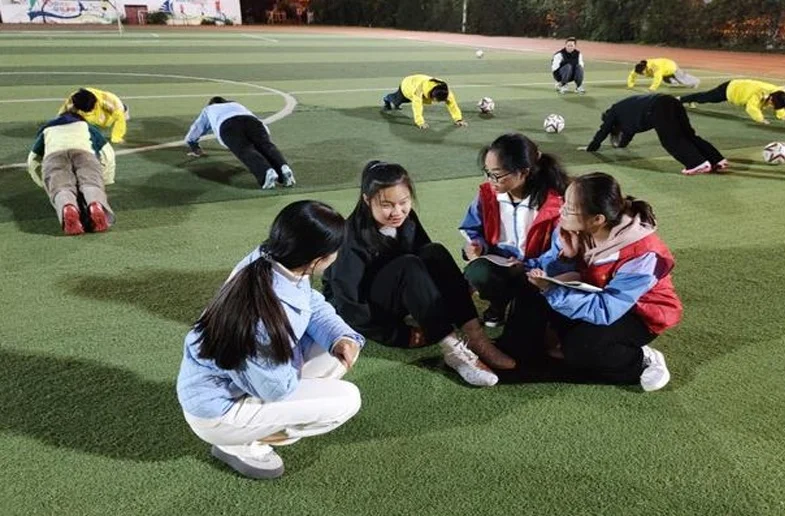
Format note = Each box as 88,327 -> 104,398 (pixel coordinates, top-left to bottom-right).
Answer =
651,95 -> 724,169
368,243 -> 478,345
219,115 -> 289,187
680,81 -> 729,105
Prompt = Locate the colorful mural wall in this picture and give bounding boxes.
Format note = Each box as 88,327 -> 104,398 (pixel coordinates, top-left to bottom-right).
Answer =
0,0 -> 241,25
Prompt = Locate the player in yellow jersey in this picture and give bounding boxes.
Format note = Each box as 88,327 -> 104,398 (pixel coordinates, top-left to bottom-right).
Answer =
382,74 -> 467,130
59,88 -> 129,143
679,79 -> 785,124
627,58 -> 700,91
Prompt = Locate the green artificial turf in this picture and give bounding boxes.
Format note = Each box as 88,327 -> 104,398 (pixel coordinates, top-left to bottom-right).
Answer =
1,29 -> 784,516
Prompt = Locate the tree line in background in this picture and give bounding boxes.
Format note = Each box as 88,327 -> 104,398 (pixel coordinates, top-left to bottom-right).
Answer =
308,0 -> 785,50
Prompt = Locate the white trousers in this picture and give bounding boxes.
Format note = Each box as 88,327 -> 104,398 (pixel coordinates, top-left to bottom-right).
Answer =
184,344 -> 361,447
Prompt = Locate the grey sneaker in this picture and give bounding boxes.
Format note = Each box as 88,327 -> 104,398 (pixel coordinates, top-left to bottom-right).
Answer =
640,346 -> 670,392
261,168 -> 277,190
280,165 -> 296,187
211,443 -> 285,479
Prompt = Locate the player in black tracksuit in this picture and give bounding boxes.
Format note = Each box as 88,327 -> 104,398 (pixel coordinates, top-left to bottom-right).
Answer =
583,94 -> 726,175
551,37 -> 585,94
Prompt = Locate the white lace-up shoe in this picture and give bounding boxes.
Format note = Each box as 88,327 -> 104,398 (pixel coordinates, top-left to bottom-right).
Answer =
440,337 -> 498,387
640,346 -> 670,392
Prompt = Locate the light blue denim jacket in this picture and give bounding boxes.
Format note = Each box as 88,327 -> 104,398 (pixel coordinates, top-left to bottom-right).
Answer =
177,247 -> 364,419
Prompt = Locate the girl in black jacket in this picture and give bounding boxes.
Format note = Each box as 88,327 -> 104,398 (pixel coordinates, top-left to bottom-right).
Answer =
323,161 -> 516,386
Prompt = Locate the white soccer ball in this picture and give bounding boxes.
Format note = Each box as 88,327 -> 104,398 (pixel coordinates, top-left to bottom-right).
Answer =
475,49 -> 484,59
478,97 -> 495,114
762,142 -> 785,164
543,114 -> 565,133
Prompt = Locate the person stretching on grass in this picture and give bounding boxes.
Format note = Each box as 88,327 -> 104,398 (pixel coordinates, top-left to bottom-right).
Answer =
382,74 -> 468,130
28,89 -> 116,236
177,200 -> 363,480
581,93 -> 727,176
502,172 -> 681,391
59,87 -> 129,144
627,58 -> 700,91
459,133 -> 567,328
679,79 -> 785,125
322,160 -> 515,387
185,97 -> 295,189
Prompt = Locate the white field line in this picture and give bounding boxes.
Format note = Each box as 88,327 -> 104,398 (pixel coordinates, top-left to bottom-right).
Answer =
0,75 -> 737,105
241,33 -> 279,43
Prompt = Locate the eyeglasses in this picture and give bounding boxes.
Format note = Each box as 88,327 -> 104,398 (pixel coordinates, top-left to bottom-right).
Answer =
559,205 -> 582,217
483,169 -> 514,183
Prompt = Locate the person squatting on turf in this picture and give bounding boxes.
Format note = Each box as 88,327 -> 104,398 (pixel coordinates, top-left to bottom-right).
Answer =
59,87 -> 129,144
583,94 -> 727,176
177,200 -> 363,480
322,161 -> 516,387
506,173 -> 682,391
679,79 -> 785,125
382,74 -> 468,129
184,97 -> 295,189
28,89 -> 116,236
551,37 -> 586,94
628,58 -> 700,91
459,133 -> 567,329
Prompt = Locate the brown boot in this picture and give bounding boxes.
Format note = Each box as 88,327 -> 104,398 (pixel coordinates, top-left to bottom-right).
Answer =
462,319 -> 517,370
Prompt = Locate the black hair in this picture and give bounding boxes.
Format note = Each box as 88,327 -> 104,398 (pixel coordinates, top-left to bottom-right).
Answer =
565,37 -> 577,44
195,200 -> 346,370
571,172 -> 656,228
71,89 -> 97,112
208,96 -> 230,105
430,81 -> 450,102
769,91 -> 785,110
634,60 -> 648,74
349,160 -> 416,255
478,133 -> 570,208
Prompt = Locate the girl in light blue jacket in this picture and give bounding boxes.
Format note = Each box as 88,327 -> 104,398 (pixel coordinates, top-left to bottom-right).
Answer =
177,200 -> 364,480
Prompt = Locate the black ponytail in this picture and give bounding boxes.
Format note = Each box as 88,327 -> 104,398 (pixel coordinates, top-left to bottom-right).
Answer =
623,195 -> 657,226
196,256 -> 295,369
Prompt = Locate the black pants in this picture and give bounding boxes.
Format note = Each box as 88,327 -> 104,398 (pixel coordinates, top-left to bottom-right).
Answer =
497,285 -> 655,384
219,115 -> 289,188
553,63 -> 584,87
651,95 -> 724,169
680,81 -> 729,105
368,243 -> 478,345
463,258 -> 527,308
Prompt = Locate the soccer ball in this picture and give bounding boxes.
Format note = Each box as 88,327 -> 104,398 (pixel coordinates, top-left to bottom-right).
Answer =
475,49 -> 484,59
762,142 -> 785,164
543,114 -> 565,133
478,97 -> 495,114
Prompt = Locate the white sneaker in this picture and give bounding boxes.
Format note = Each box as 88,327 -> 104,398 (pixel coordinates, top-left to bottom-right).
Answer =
554,81 -> 562,91
576,86 -> 586,95
440,337 -> 498,387
640,346 -> 670,392
211,442 -> 285,479
261,168 -> 278,190
558,85 -> 569,94
280,165 -> 296,187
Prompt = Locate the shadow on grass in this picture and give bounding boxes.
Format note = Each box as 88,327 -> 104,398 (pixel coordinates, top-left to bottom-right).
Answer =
0,347 -> 205,461
59,269 -> 228,325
